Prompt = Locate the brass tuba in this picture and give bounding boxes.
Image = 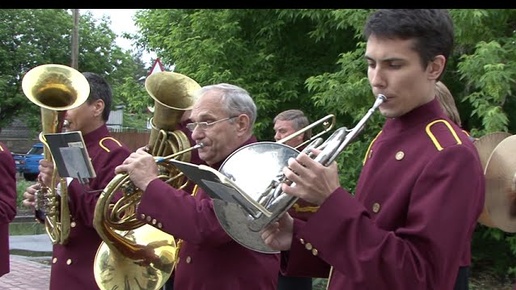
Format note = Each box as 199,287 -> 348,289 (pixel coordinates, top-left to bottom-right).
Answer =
200,95 -> 386,253
92,72 -> 201,290
21,64 -> 90,245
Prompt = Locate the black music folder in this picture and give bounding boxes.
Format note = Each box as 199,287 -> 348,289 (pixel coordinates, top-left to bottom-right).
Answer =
169,159 -> 269,217
43,131 -> 96,182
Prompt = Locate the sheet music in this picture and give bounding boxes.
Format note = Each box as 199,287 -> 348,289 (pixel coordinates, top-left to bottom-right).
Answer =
43,131 -> 96,180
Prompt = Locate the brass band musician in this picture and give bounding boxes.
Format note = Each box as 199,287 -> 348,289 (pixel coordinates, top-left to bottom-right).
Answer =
22,72 -> 131,290
116,83 -> 280,289
261,9 -> 485,290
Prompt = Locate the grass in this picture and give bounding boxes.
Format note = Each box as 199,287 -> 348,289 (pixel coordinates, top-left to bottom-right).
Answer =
9,222 -> 46,236
12,175 -> 45,236
16,177 -> 33,208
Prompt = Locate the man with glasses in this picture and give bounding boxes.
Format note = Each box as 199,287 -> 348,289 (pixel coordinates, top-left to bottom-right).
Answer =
116,83 -> 280,289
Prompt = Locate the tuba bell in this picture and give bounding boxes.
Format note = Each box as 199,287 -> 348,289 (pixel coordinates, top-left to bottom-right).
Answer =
198,95 -> 386,253
92,71 -> 201,290
21,64 -> 90,245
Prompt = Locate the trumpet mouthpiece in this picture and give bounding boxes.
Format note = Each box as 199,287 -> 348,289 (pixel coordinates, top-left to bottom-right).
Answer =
373,94 -> 387,109
195,143 -> 204,149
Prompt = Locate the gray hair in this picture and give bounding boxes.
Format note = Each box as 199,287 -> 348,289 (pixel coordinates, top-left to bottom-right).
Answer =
197,83 -> 257,126
273,109 -> 312,140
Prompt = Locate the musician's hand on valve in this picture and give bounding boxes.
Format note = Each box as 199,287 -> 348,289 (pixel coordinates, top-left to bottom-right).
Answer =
261,213 -> 294,251
282,149 -> 340,205
38,159 -> 57,187
22,183 -> 40,209
115,147 -> 158,191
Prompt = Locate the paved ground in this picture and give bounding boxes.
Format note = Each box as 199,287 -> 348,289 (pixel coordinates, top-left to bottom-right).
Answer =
1,255 -> 50,290
1,234 -> 52,290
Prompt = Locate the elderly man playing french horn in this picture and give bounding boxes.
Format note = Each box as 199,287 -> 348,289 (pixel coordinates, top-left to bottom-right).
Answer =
117,83 -> 280,290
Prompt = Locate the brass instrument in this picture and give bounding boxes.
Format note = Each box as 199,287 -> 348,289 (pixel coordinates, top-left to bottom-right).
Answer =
21,64 -> 90,245
92,71 -> 201,290
277,114 -> 336,150
474,133 -> 516,232
210,95 -> 386,253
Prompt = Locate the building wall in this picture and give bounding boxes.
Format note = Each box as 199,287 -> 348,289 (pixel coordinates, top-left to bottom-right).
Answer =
0,118 -> 39,153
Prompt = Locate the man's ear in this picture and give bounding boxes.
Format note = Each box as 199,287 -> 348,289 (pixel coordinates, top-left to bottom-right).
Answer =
234,114 -> 250,135
428,55 -> 446,81
93,99 -> 105,117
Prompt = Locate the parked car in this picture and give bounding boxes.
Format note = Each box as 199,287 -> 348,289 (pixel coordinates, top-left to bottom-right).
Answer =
22,142 -> 44,181
11,152 -> 26,174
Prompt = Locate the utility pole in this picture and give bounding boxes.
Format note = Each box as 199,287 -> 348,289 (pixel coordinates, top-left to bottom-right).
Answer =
71,9 -> 79,69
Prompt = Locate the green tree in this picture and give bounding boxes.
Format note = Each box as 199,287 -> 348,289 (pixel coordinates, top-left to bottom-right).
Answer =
134,9 -> 358,139
0,9 -> 147,136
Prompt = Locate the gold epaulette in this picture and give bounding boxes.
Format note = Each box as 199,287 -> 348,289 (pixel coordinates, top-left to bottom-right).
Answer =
99,137 -> 123,153
292,203 -> 320,213
192,185 -> 198,197
363,130 -> 382,165
425,119 -> 462,151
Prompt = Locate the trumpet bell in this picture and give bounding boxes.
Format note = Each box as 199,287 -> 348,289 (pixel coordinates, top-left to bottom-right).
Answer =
93,224 -> 177,290
215,142 -> 299,253
22,64 -> 90,111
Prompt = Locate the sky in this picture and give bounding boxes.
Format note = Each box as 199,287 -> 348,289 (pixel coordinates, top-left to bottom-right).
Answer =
82,9 -> 157,66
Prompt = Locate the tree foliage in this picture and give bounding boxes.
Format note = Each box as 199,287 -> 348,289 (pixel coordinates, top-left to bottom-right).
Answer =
133,9 -> 516,278
0,9 -> 147,137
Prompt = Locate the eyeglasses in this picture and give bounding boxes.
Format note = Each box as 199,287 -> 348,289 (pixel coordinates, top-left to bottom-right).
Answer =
186,116 -> 238,132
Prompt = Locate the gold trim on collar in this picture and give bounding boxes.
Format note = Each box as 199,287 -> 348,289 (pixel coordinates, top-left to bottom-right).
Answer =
425,119 -> 462,151
99,137 -> 122,152
363,131 -> 382,165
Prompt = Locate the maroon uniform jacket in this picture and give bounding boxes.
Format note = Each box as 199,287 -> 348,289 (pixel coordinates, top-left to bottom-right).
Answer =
0,143 -> 17,277
137,136 -> 280,290
49,125 -> 131,290
282,98 -> 485,290
288,145 -> 319,222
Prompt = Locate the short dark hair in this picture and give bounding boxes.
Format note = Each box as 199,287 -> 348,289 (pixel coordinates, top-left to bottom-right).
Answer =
82,72 -> 112,121
364,9 -> 454,80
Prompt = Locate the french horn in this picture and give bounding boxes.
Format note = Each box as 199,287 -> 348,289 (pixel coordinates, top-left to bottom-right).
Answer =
92,71 -> 201,290
21,64 -> 90,245
171,95 -> 385,253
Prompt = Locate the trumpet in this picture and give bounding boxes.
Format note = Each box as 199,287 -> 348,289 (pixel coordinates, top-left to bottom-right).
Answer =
212,95 -> 386,253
